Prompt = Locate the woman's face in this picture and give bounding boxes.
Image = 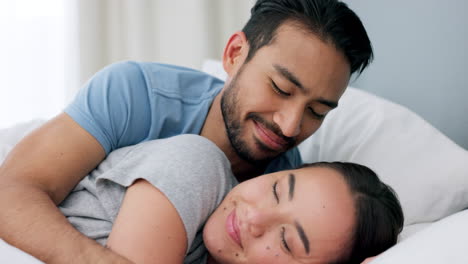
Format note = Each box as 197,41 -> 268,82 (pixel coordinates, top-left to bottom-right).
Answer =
203,166 -> 356,264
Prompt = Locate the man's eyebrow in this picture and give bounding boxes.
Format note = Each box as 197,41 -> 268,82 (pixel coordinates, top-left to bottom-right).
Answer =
273,64 -> 305,91
288,173 -> 295,201
295,220 -> 310,255
273,64 -> 338,109
317,98 -> 338,109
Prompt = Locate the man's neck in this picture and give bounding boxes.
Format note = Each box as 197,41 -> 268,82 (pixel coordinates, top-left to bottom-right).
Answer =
200,92 -> 265,181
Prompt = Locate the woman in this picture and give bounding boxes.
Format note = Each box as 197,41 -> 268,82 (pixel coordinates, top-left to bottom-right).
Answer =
59,135 -> 403,264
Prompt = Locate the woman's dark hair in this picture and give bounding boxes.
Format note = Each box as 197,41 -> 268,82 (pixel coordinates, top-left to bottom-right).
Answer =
302,162 -> 404,264
242,0 -> 373,75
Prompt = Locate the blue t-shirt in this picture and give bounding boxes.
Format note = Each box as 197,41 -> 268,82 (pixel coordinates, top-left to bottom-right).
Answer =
65,61 -> 301,173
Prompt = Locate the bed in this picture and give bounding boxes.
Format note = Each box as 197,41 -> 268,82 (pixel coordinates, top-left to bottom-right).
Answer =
1,61 -> 467,263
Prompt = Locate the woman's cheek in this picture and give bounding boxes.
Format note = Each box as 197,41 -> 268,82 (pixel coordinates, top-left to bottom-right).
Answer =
242,181 -> 270,199
246,245 -> 288,264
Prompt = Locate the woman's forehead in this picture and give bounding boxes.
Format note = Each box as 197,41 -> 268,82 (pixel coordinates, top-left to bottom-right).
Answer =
292,166 -> 355,223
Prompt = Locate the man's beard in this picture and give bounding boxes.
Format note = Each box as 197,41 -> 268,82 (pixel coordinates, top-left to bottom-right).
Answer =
220,69 -> 295,165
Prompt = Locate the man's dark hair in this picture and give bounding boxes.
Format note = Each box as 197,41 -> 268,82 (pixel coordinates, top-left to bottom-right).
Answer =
302,162 -> 404,264
242,0 -> 373,74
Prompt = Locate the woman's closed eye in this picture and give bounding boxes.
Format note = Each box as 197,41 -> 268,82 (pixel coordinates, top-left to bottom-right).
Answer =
281,226 -> 291,253
273,181 -> 293,254
272,181 -> 279,203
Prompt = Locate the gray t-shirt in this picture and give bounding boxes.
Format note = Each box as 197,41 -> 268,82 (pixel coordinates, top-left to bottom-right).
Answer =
59,134 -> 237,264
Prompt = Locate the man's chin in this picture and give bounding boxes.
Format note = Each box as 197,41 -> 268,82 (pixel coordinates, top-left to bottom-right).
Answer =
229,134 -> 288,165
238,145 -> 284,165
259,145 -> 286,155
254,138 -> 291,156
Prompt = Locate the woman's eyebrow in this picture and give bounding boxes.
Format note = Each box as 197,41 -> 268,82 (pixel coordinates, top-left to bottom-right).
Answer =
295,220 -> 311,255
288,173 -> 295,201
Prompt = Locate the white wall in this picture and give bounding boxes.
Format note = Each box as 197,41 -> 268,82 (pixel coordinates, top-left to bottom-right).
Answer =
344,0 -> 468,149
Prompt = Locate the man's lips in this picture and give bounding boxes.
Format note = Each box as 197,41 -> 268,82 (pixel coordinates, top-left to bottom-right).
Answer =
253,120 -> 288,151
226,210 -> 243,248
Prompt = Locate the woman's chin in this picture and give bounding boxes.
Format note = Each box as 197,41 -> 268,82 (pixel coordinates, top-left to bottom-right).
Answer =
203,216 -> 232,264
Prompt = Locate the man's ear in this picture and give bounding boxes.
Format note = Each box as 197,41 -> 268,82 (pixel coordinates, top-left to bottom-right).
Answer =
222,31 -> 249,77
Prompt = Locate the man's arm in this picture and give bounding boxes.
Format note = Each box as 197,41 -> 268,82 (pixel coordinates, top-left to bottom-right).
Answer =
0,113 -> 132,264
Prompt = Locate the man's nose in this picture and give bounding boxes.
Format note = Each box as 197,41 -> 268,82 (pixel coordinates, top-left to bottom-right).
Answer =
273,105 -> 303,138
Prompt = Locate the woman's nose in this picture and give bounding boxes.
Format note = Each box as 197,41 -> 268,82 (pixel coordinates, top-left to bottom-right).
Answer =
245,205 -> 275,238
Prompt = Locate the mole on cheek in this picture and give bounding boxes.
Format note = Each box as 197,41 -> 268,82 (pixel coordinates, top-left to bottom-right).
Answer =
224,207 -> 227,211
235,253 -> 239,257
266,246 -> 270,250
218,249 -> 222,253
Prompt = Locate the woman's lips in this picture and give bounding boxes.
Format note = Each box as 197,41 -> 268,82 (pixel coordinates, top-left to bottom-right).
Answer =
253,120 -> 288,151
226,209 -> 243,248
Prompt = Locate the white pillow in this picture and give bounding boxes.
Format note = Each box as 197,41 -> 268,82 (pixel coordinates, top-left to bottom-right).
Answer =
201,59 -> 468,226
0,239 -> 43,264
0,119 -> 44,164
298,88 -> 468,225
372,209 -> 468,264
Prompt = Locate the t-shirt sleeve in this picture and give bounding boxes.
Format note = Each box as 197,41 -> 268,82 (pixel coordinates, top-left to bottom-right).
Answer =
94,134 -> 236,252
65,61 -> 152,154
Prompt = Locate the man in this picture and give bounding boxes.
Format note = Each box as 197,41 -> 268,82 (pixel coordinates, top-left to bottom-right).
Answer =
0,0 -> 373,263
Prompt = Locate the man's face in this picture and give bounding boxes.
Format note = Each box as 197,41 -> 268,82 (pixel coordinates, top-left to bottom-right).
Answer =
221,22 -> 350,164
